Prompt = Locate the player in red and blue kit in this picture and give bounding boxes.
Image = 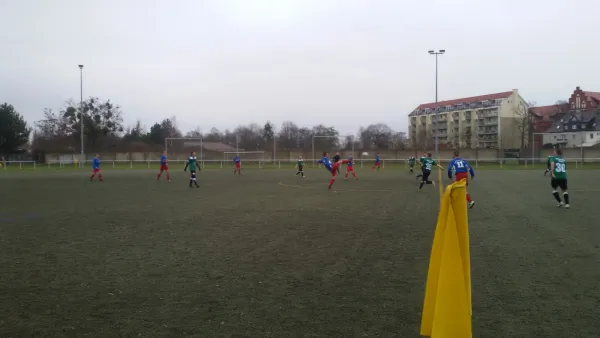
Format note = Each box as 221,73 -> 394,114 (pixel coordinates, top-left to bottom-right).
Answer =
448,151 -> 475,209
90,153 -> 103,182
344,154 -> 358,180
233,154 -> 242,175
156,151 -> 171,182
318,152 -> 350,190
370,153 -> 381,171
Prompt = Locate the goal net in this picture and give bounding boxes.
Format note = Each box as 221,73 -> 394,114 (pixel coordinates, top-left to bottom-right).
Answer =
223,151 -> 266,168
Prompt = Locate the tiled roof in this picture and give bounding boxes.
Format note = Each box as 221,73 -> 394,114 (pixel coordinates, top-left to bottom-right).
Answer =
530,104 -> 569,120
584,91 -> 600,102
545,108 -> 600,133
413,91 -> 513,112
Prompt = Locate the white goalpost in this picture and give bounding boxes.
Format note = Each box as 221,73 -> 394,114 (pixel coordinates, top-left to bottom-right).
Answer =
223,151 -> 266,168
311,135 -> 356,166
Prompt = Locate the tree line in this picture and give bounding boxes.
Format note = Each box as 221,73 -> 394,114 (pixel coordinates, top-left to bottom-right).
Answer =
0,98 -> 408,155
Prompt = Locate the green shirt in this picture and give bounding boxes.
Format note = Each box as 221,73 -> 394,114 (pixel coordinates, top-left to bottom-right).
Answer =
297,159 -> 304,167
422,158 -> 437,171
547,155 -> 555,166
187,156 -> 198,171
409,157 -> 415,165
551,156 -> 567,179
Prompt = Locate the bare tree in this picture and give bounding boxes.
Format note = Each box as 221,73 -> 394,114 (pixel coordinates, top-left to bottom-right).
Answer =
513,101 -> 536,149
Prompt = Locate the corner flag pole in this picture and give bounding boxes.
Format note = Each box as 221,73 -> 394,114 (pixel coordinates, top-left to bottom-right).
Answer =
438,156 -> 443,202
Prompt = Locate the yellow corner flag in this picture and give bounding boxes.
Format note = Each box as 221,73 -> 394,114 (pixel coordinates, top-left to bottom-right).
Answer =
420,179 -> 472,338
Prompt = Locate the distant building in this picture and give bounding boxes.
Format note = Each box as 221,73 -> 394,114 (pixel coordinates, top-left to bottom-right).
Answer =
408,89 -> 528,149
542,109 -> 600,148
535,87 -> 600,148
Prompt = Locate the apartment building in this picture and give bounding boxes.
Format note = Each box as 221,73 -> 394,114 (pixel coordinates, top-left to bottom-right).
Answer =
408,89 -> 528,149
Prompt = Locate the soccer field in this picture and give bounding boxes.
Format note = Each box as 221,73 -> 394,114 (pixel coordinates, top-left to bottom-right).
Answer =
1,167 -> 599,337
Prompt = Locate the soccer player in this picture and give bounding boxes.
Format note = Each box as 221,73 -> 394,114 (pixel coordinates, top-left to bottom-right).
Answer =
295,156 -> 305,177
418,153 -> 443,191
416,152 -> 428,180
233,154 -> 241,175
448,151 -> 476,209
90,153 -> 103,182
370,153 -> 381,171
408,156 -> 416,173
318,152 -> 349,190
344,154 -> 357,180
156,151 -> 171,182
184,151 -> 200,188
544,150 -> 555,176
550,149 -> 570,208
333,152 -> 341,174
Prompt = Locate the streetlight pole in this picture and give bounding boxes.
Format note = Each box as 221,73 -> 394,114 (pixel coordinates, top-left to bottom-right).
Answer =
428,49 -> 445,158
78,65 -> 84,168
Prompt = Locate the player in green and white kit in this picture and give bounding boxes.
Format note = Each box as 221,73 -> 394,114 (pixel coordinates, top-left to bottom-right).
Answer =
544,150 -> 556,176
183,151 -> 201,188
408,157 -> 416,173
415,152 -> 428,180
295,156 -> 305,178
550,149 -> 570,208
418,153 -> 444,190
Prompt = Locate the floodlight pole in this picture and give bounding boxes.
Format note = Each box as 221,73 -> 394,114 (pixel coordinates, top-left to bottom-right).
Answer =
428,49 -> 445,158
78,64 -> 84,168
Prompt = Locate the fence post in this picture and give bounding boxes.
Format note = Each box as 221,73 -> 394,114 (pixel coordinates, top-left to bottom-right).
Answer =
33,162 -> 36,171
19,162 -> 22,170
130,161 -> 133,169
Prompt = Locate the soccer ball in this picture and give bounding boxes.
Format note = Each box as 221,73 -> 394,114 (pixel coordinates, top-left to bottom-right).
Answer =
362,152 -> 369,157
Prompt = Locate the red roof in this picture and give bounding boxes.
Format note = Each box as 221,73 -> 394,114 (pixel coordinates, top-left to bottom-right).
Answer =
414,91 -> 513,111
530,104 -> 569,120
584,91 -> 600,102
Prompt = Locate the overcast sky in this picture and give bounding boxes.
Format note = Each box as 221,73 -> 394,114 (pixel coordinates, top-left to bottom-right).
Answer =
1,0 -> 598,135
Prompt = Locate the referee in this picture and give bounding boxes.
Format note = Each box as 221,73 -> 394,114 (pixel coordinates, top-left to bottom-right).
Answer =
333,152 -> 341,174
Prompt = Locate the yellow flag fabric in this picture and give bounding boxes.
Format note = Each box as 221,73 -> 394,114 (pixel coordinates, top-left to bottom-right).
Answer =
420,179 -> 472,338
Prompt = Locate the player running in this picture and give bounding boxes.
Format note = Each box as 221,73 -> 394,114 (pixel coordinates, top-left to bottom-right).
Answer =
370,153 -> 381,171
448,151 -> 476,209
415,152 -> 428,180
544,150 -> 555,176
418,153 -> 443,191
156,151 -> 171,182
295,156 -> 305,178
550,149 -> 570,208
233,154 -> 242,175
90,153 -> 103,182
333,152 -> 341,174
318,152 -> 349,190
408,156 -> 416,173
184,151 -> 201,188
344,154 -> 358,180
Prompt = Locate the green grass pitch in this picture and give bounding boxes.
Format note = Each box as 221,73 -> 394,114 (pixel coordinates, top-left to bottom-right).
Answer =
1,166 -> 599,337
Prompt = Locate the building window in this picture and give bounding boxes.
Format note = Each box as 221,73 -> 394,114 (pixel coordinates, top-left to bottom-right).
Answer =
583,102 -> 586,109
572,124 -> 577,130
572,102 -> 575,109
591,133 -> 594,139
